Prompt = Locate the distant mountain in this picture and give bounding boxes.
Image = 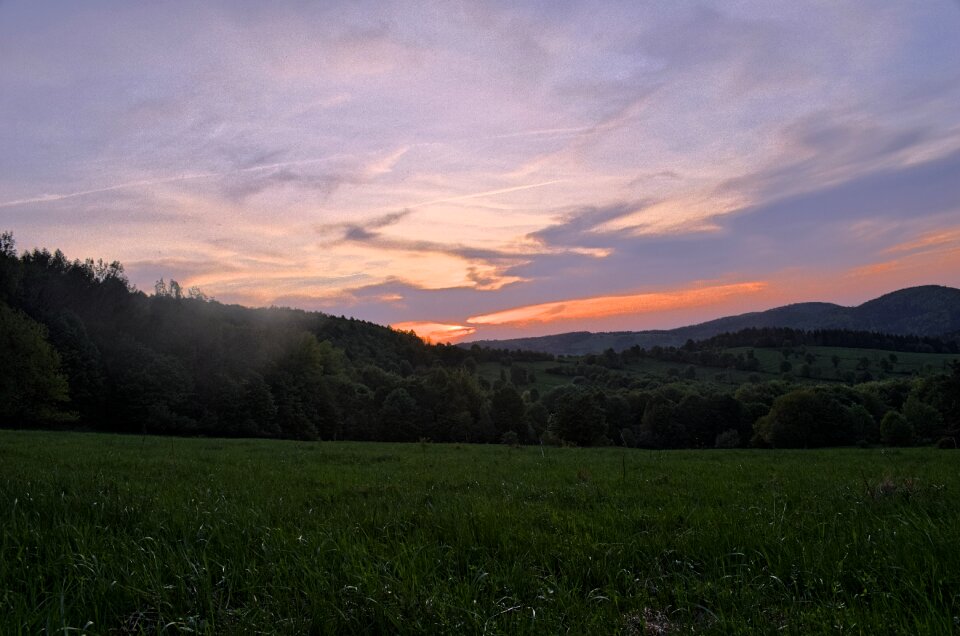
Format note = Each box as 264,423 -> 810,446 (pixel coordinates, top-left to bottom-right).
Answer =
466,285 -> 960,355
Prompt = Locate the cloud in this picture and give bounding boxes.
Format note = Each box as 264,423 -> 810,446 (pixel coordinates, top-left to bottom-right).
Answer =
219,147 -> 409,203
0,153 -> 362,209
633,6 -> 810,95
317,208 -> 528,291
717,116 -> 948,203
399,180 -> 567,211
720,146 -> 960,249
220,168 -> 346,202
843,244 -> 960,294
3,1 -> 960,339
527,201 -> 649,249
0,140 -> 410,213
506,92 -> 659,178
485,139 -> 960,317
0,173 -> 217,209
467,281 -> 769,327
312,180 -> 614,293
333,210 -> 413,242
390,321 -> 476,344
322,24 -> 425,77
883,226 -> 960,256
524,197 -> 731,250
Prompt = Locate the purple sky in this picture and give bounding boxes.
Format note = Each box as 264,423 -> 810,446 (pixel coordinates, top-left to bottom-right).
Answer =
2,1 -> 959,342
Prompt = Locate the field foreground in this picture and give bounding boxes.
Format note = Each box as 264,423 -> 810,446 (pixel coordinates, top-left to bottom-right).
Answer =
1,432 -> 958,634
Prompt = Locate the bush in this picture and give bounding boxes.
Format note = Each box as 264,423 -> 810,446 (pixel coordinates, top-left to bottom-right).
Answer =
501,430 -> 520,447
550,389 -> 607,446
880,411 -> 914,446
540,430 -> 563,446
902,396 -> 943,441
594,435 -> 614,447
714,428 -> 741,449
753,390 -> 847,448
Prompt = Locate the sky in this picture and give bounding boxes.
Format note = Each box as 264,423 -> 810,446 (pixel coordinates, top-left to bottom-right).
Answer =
2,1 -> 959,343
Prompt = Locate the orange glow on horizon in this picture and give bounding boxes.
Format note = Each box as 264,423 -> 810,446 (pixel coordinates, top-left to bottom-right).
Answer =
466,281 -> 770,327
391,321 -> 477,344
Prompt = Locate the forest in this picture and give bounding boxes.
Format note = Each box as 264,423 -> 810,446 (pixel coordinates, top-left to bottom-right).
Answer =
2,233 -> 958,449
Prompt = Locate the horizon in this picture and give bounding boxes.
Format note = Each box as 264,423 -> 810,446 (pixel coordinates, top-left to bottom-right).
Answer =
457,283 -> 960,344
3,1 -> 960,343
9,227 -> 956,345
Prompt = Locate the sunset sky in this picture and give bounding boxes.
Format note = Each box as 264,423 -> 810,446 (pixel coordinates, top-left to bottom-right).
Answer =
2,1 -> 959,343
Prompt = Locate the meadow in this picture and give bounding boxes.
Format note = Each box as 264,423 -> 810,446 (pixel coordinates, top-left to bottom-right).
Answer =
1,430 -> 957,634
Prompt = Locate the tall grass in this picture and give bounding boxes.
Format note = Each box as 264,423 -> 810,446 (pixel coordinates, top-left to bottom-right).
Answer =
1,431 -> 957,634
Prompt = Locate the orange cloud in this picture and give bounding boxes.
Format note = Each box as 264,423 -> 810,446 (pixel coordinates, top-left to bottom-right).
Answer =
847,260 -> 900,279
391,321 -> 477,344
466,281 -> 769,327
883,226 -> 960,255
846,243 -> 960,286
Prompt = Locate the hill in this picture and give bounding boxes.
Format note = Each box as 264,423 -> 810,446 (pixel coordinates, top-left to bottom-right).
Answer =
467,286 -> 960,355
3,234 -> 959,450
0,233 -> 479,440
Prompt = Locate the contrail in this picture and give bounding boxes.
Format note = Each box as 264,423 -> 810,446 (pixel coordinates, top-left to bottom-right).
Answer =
404,180 -> 566,210
0,155 -> 348,209
354,179 -> 566,219
0,149 -> 559,210
486,126 -> 592,140
0,172 -> 221,208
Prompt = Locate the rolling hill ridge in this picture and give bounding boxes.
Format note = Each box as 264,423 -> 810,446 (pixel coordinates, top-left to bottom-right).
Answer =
465,285 -> 960,355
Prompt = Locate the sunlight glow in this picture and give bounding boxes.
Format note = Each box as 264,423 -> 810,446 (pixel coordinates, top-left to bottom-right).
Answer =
3,2 -> 959,337
466,281 -> 770,327
391,321 -> 477,344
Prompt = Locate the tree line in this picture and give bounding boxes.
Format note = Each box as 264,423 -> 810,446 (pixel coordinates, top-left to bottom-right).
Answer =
2,233 -> 958,449
692,326 -> 959,354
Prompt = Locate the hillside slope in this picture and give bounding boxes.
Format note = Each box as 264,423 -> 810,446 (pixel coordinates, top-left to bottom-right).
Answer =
467,286 -> 960,355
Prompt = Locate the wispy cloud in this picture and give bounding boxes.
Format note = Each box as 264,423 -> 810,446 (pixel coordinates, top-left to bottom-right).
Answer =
3,1 -> 959,337
883,226 -> 960,255
467,281 -> 769,327
844,245 -> 960,291
0,155 -> 351,209
385,180 -> 567,212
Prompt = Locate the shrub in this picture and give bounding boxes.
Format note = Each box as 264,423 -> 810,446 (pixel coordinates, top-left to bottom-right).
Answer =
753,390 -> 846,448
714,428 -> 741,449
880,411 -> 914,446
540,430 -> 562,446
550,389 -> 607,446
936,436 -> 957,449
902,396 -> 943,441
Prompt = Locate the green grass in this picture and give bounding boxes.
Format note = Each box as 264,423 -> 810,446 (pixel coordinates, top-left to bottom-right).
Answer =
1,431 -> 958,634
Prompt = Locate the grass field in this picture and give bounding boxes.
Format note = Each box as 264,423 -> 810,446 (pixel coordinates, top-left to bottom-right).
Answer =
1,431 -> 958,634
